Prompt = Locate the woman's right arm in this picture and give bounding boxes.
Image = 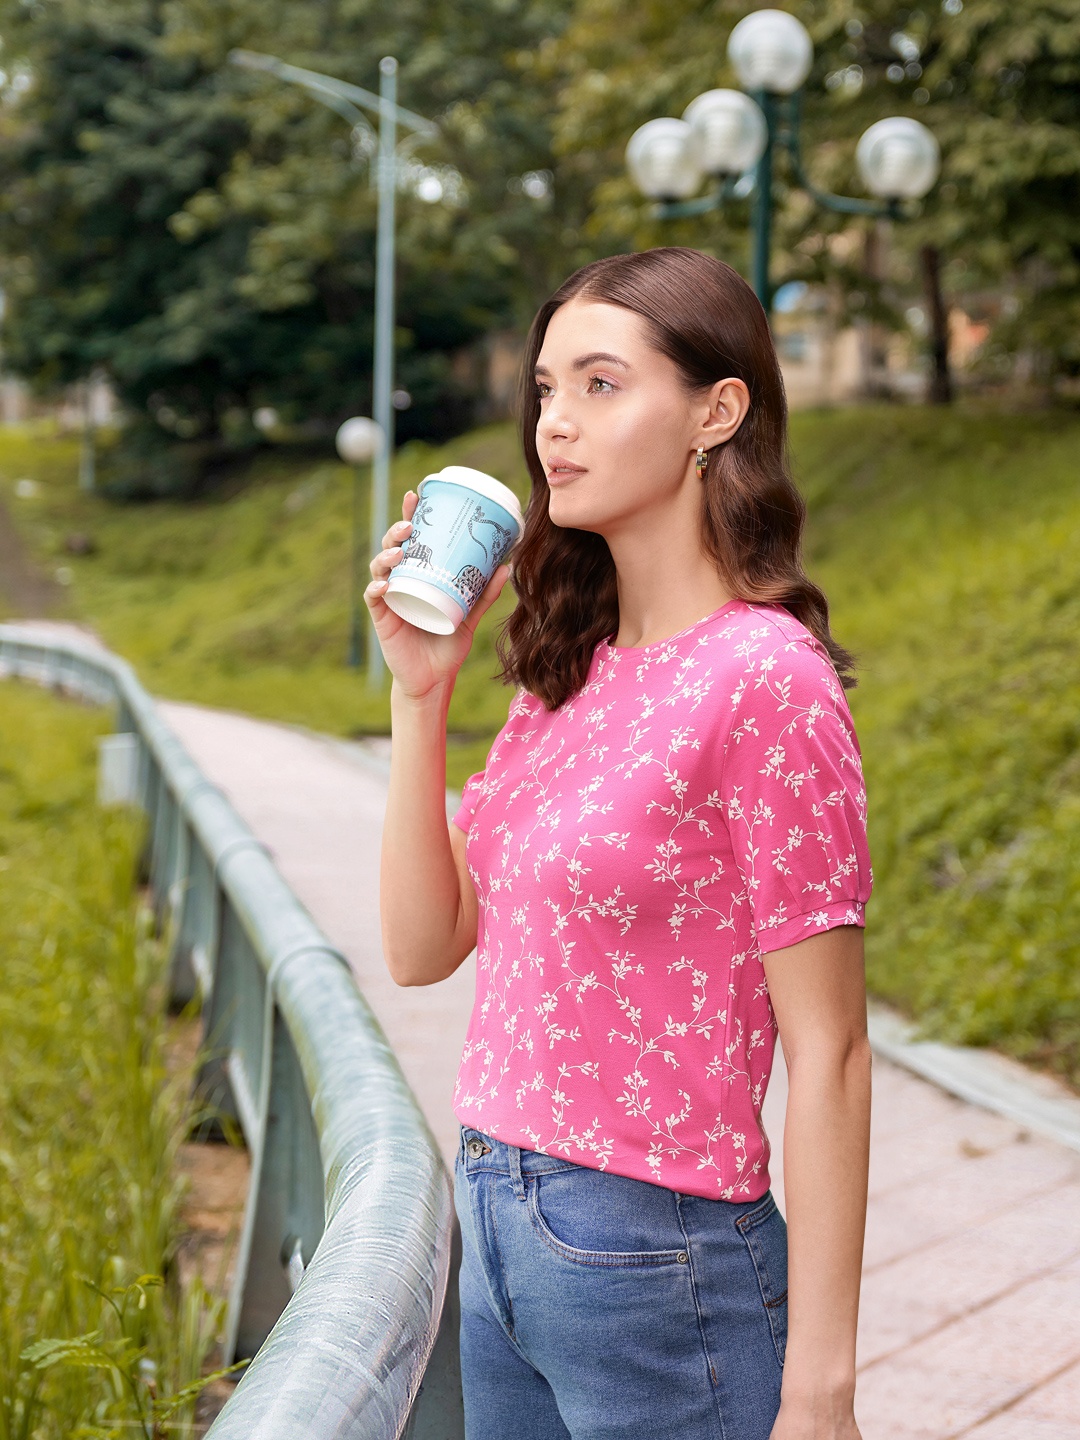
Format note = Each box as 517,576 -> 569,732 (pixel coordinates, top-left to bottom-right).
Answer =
365,490 -> 509,986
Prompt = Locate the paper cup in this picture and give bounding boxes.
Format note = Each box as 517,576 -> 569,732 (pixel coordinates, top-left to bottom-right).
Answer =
384,465 -> 524,634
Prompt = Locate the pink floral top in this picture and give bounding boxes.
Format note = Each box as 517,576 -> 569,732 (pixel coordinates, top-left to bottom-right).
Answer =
451,599 -> 872,1200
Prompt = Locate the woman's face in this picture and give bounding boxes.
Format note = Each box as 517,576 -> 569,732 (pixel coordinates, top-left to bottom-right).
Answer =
534,297 -> 709,536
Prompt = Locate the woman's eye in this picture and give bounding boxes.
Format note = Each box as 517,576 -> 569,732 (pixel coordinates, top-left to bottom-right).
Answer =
587,375 -> 614,393
536,382 -> 552,399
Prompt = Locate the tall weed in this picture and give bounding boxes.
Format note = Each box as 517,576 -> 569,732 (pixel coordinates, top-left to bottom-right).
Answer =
0,681 -> 227,1436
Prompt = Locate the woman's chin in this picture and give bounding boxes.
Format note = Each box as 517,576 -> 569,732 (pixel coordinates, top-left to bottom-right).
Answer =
547,494 -> 600,533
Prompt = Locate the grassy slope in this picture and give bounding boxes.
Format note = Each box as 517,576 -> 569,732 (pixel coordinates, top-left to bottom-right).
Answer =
0,423 -> 529,784
795,407 -> 1080,1080
3,408 -> 1079,1081
0,681 -> 220,1434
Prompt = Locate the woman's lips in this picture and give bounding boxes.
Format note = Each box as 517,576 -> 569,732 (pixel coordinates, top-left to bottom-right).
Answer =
546,455 -> 586,486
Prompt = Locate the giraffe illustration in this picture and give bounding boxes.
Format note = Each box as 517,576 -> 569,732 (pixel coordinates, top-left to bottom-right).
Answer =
466,504 -> 515,564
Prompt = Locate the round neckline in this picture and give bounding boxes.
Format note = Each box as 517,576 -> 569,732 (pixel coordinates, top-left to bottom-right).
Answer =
601,597 -> 745,655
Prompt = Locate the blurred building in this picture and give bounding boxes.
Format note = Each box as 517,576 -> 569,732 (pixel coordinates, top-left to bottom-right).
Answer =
773,281 -> 988,408
0,372 -> 119,429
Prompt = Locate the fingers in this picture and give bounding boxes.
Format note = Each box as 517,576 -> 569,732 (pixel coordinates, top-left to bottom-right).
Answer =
372,498 -> 419,580
380,515 -> 413,553
369,543 -> 404,582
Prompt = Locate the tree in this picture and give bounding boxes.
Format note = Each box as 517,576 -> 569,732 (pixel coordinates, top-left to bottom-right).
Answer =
0,0 -> 586,493
549,0 -> 1080,391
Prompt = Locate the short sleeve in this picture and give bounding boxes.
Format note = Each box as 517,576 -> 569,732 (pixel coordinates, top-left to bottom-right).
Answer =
451,769 -> 486,834
720,636 -> 872,953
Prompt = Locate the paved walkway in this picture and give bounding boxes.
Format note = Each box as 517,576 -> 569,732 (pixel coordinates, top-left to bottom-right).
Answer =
160,699 -> 1080,1440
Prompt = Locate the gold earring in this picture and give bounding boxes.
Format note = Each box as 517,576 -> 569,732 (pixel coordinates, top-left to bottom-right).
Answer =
696,446 -> 708,480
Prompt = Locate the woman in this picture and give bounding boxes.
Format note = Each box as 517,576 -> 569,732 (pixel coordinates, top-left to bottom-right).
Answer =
367,247 -> 872,1440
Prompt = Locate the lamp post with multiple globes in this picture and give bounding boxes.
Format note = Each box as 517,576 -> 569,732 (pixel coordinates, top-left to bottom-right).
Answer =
625,8 -> 941,317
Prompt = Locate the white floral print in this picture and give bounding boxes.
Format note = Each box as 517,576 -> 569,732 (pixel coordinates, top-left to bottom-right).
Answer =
452,600 -> 872,1201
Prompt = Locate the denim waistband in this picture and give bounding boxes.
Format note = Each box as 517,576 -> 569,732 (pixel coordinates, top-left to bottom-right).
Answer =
458,1124 -> 583,1190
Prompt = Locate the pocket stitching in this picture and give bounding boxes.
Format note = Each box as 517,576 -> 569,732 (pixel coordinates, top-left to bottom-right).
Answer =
527,1179 -> 687,1269
736,1201 -> 787,1367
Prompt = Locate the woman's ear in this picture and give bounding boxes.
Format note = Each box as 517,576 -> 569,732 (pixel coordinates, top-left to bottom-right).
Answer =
696,378 -> 751,453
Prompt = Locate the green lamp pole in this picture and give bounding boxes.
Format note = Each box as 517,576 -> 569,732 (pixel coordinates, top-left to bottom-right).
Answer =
229,50 -> 436,690
625,9 -> 941,318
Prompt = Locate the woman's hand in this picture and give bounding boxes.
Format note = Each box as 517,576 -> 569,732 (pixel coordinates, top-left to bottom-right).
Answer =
365,489 -> 511,703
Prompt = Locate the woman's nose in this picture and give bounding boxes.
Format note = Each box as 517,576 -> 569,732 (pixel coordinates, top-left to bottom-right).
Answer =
537,395 -> 578,444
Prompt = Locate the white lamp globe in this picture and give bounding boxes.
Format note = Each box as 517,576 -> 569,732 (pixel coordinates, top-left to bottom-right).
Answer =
856,117 -> 940,199
683,89 -> 768,176
728,9 -> 814,95
626,118 -> 704,200
335,416 -> 384,465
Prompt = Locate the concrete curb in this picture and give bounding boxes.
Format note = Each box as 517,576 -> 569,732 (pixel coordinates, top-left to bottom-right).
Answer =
868,1002 -> 1080,1155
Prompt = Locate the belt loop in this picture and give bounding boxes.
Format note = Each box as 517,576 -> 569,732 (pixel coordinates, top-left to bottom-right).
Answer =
509,1142 -> 525,1200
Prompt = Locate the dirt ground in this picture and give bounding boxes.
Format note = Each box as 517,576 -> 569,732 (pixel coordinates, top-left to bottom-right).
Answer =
0,492 -> 63,617
165,1012 -> 250,1431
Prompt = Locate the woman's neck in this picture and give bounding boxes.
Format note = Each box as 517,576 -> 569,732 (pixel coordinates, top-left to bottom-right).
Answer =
605,513 -> 734,650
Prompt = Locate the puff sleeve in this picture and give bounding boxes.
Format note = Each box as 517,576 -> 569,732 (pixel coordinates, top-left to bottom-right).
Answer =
720,634 -> 872,953
451,770 -> 486,835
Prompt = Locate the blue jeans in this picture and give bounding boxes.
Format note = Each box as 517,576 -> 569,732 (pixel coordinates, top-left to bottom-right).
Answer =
454,1125 -> 787,1440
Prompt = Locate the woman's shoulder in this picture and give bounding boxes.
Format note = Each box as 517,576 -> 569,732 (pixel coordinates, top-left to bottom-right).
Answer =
709,601 -> 851,731
713,599 -> 837,675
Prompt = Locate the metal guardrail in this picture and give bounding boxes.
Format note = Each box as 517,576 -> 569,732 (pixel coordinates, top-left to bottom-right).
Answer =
0,624 -> 464,1439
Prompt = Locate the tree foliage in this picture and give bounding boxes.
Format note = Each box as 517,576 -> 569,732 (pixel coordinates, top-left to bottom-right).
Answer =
1,0 -> 1077,479
0,0 -> 584,491
550,0 -> 1080,380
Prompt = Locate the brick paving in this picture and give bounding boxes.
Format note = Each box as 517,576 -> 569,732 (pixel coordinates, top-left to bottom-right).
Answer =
161,699 -> 1080,1440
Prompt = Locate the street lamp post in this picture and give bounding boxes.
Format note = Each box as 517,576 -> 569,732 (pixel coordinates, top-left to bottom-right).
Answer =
335,416 -> 385,671
230,49 -> 435,690
625,7 -> 941,318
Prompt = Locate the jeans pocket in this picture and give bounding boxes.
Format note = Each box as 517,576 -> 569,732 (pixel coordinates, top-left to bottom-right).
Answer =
527,1165 -> 688,1269
736,1194 -> 788,1367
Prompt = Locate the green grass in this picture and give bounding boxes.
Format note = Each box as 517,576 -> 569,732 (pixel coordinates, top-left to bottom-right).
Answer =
3,408 -> 1079,1084
0,680 -> 224,1436
795,406 -> 1080,1084
0,423 -> 529,786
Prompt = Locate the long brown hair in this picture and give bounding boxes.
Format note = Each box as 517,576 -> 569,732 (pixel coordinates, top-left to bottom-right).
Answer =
497,247 -> 855,709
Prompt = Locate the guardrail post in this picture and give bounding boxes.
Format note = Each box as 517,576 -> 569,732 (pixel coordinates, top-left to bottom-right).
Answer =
97,733 -> 141,807
148,779 -> 184,934
197,895 -> 267,1139
403,1220 -> 465,1438
168,834 -> 219,1008
225,997 -> 326,1362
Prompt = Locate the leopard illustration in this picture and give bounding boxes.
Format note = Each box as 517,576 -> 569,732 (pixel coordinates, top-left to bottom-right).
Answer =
454,564 -> 487,607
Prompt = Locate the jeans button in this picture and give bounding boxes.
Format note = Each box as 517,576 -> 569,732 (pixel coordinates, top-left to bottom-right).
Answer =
466,1138 -> 487,1159
677,1251 -> 689,1263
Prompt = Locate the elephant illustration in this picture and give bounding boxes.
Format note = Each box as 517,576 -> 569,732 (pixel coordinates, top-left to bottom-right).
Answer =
466,504 -> 515,563
454,564 -> 487,607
